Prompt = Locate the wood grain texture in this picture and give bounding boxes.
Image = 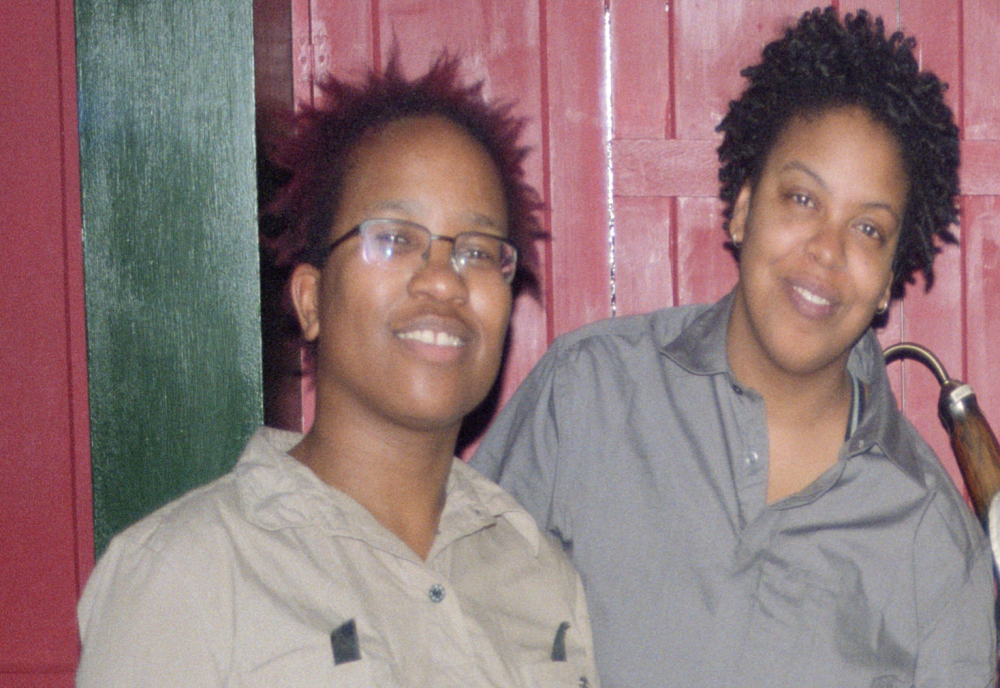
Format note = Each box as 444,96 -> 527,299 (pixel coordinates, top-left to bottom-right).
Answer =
610,0 -> 671,140
542,0 -> 612,336
76,0 -> 263,555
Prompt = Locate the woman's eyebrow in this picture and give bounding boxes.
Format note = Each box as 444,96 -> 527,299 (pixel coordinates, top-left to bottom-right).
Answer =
781,160 -> 902,222
782,161 -> 828,192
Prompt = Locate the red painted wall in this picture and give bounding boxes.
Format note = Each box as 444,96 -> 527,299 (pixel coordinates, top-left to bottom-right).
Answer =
0,1 -> 92,686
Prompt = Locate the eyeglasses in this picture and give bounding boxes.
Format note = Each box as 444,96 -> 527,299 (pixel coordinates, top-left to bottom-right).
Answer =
320,218 -> 518,284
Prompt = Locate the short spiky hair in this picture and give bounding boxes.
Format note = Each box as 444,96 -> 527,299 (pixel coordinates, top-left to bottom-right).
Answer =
266,51 -> 544,295
716,6 -> 959,298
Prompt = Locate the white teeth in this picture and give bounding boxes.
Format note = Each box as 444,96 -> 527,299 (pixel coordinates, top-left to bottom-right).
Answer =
398,330 -> 463,347
793,285 -> 830,306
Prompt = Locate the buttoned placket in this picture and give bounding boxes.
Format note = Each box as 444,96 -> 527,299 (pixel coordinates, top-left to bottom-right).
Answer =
726,378 -> 770,528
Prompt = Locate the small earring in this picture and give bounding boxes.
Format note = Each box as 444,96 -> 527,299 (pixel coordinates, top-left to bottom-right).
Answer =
876,301 -> 889,315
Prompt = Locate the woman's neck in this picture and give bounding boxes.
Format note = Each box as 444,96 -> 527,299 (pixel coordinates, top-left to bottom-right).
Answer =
291,403 -> 460,560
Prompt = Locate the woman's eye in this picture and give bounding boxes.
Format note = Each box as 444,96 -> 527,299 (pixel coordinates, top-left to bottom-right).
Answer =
790,192 -> 813,208
857,223 -> 883,241
458,247 -> 497,264
374,231 -> 412,248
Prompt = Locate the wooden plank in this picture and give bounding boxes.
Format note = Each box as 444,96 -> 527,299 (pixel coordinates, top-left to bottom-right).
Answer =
0,674 -> 75,688
963,196 -> 1000,434
76,0 -> 263,555
675,197 -> 737,306
612,139 -> 717,198
961,0 -> 1000,139
307,0 -> 373,96
543,0 -> 611,335
610,0 -> 672,140
962,141 -> 1000,195
613,196 -> 675,316
672,1 -> 817,139
0,0 -> 88,673
888,0 -> 965,489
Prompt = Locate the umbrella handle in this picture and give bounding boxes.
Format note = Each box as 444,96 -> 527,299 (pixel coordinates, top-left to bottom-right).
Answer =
884,343 -> 1000,523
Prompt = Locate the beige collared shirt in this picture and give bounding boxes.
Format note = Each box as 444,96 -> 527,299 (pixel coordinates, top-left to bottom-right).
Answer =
77,427 -> 599,687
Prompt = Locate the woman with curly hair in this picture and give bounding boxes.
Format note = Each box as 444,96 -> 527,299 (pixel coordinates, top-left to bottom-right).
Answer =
473,7 -> 995,686
76,53 -> 599,687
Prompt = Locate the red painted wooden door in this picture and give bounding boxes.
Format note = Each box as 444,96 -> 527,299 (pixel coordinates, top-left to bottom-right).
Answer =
303,0 -> 1000,496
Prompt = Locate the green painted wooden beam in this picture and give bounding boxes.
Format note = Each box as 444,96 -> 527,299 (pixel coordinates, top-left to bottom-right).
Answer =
75,0 -> 263,556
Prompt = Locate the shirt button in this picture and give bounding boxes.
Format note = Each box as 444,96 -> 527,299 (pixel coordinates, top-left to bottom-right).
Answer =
428,584 -> 446,603
745,451 -> 759,467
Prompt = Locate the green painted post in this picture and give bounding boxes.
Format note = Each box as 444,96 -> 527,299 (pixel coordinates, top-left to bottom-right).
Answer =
75,1 -> 263,556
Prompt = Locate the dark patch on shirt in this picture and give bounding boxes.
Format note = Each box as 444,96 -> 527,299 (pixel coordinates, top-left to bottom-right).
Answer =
331,619 -> 360,665
551,621 -> 570,661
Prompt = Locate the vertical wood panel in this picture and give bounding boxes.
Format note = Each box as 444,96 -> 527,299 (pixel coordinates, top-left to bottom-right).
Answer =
543,0 -> 612,335
0,0 -> 88,681
614,196 -> 674,316
76,1 -> 263,556
964,0 -> 1000,139
962,0 -> 1000,480
964,196 -> 1000,425
675,197 -> 738,304
610,0 -> 671,140
672,1 -> 816,139
892,0 -> 965,489
307,0 -> 374,98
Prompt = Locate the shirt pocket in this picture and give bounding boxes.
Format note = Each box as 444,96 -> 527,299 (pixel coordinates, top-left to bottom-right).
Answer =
521,660 -> 594,688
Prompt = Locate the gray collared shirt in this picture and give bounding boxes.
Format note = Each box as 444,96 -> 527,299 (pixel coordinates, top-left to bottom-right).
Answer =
473,292 -> 996,688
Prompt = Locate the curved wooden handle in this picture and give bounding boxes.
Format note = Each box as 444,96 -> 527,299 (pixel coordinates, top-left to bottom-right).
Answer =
945,392 -> 1000,522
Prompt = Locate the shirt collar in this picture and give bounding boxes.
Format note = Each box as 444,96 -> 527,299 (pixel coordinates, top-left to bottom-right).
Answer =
845,330 -> 924,485
659,290 -> 734,376
235,427 -> 541,557
660,291 -> 925,486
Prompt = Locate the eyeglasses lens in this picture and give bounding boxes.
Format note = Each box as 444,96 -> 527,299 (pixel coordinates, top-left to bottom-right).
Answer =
359,220 -> 516,283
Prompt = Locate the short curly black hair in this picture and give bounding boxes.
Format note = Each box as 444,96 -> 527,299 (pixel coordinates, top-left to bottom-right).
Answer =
265,50 -> 544,295
716,6 -> 959,299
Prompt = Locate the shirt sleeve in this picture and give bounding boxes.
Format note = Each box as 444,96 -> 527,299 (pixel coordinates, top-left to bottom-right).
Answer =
913,500 -> 998,688
470,344 -> 566,539
76,528 -> 232,688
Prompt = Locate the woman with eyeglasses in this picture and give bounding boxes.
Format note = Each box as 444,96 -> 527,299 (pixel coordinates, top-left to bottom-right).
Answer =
77,54 -> 599,688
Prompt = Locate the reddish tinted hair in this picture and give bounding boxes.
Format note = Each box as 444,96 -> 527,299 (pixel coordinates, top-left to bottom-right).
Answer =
265,51 -> 544,295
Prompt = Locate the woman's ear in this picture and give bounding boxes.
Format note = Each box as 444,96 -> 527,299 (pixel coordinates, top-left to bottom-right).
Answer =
290,263 -> 322,342
729,183 -> 753,246
877,275 -> 893,314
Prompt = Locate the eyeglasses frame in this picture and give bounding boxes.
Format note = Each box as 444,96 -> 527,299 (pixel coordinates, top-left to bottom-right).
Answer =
318,218 -> 518,284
